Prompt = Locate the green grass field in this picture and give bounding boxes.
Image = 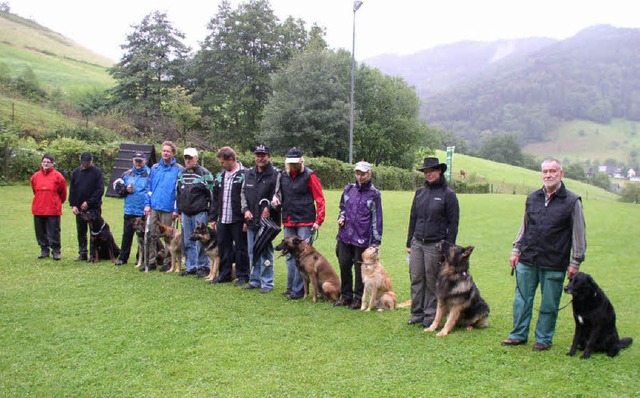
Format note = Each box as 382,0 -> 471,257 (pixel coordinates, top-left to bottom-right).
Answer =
1,185 -> 638,396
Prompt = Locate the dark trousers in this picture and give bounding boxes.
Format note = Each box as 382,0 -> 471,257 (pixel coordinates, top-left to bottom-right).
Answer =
34,215 -> 61,254
75,208 -> 101,258
119,215 -> 140,263
217,221 -> 249,281
336,241 -> 365,302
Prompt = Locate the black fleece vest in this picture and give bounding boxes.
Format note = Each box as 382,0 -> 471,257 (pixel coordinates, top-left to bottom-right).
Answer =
519,184 -> 580,270
281,168 -> 316,223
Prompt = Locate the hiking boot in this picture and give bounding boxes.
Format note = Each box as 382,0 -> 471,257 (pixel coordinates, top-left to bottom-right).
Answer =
195,268 -> 210,278
52,252 -> 61,261
38,251 -> 50,259
74,255 -> 88,262
114,259 -> 125,266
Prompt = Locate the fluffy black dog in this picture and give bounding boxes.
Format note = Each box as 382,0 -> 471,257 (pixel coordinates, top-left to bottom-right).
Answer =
564,272 -> 633,358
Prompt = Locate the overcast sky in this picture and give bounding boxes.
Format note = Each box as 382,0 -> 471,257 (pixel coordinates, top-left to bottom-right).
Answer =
9,0 -> 640,62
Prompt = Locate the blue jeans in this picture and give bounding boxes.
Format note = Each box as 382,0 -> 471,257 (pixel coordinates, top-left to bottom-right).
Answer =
247,227 -> 275,289
181,212 -> 210,272
509,262 -> 566,346
284,226 -> 313,297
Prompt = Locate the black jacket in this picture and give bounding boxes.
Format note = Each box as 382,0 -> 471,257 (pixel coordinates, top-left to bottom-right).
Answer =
241,163 -> 280,229
69,165 -> 104,209
519,183 -> 580,270
212,165 -> 246,223
176,165 -> 213,216
406,176 -> 459,247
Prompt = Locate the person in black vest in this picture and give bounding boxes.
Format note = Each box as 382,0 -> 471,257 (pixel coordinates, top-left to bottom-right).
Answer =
241,144 -> 280,293
272,147 -> 326,300
69,152 -> 104,262
406,157 -> 459,327
502,158 -> 586,352
210,146 -> 249,286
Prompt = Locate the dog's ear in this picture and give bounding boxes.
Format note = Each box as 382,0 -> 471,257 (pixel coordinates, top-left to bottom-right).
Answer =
462,246 -> 475,257
292,237 -> 302,245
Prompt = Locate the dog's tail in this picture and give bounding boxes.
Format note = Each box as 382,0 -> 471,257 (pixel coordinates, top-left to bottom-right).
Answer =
397,299 -> 412,308
618,337 -> 633,349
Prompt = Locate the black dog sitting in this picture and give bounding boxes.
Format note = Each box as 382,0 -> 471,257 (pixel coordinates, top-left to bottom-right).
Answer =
564,272 -> 633,358
79,209 -> 120,263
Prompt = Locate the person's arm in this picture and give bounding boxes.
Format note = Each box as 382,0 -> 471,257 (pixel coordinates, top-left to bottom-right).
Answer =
445,191 -> 460,244
337,185 -> 349,226
568,199 -> 586,277
510,213 -> 527,270
370,190 -> 383,247
58,172 -> 67,204
86,168 -> 104,207
308,173 -> 325,227
406,192 -> 418,250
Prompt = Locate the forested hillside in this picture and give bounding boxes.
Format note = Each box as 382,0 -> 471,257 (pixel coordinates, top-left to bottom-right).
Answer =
418,25 -> 640,146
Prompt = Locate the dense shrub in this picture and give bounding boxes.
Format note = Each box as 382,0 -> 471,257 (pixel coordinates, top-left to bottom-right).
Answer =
619,183 -> 640,203
450,179 -> 491,194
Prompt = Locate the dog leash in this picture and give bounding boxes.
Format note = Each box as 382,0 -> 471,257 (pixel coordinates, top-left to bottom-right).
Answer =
513,270 -> 572,315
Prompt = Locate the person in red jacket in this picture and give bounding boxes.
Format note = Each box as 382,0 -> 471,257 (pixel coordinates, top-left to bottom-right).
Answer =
30,154 -> 67,260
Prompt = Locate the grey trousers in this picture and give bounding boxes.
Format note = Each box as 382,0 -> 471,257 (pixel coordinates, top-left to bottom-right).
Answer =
409,239 -> 442,323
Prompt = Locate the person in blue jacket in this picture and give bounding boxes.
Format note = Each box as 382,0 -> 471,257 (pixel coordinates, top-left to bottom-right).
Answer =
144,141 -> 182,271
113,151 -> 151,266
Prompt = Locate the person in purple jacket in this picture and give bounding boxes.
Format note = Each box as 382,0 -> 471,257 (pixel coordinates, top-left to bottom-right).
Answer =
334,161 -> 383,310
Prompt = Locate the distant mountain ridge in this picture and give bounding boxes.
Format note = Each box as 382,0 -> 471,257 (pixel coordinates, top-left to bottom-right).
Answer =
366,37 -> 557,98
365,25 -> 640,148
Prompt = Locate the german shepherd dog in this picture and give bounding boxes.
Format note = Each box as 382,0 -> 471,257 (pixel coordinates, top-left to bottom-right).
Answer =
156,221 -> 183,273
275,236 -> 340,303
360,246 -> 397,311
564,272 -> 633,358
132,217 -> 165,269
79,209 -> 120,263
424,241 -> 490,336
189,223 -> 221,282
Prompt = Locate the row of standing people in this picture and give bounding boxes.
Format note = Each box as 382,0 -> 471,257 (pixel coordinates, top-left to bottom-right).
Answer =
31,148 -> 585,351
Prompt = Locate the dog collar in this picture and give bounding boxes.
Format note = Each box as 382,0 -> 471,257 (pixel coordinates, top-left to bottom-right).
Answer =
90,221 -> 107,236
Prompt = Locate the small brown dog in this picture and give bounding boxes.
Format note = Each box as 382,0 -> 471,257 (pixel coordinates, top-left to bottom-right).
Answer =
275,236 -> 340,303
360,247 -> 397,311
156,221 -> 183,273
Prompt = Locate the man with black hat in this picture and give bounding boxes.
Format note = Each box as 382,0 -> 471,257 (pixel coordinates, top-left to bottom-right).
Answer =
272,147 -> 326,300
69,151 -> 105,262
30,154 -> 67,260
240,144 -> 280,293
112,151 -> 151,266
406,157 -> 459,327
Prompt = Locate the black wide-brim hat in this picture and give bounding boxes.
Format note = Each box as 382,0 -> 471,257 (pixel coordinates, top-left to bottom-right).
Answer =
417,157 -> 447,172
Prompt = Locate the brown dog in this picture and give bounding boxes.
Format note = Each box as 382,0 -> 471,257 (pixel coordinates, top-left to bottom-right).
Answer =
156,221 -> 183,273
132,217 -> 165,269
360,247 -> 397,311
188,223 -> 221,282
275,236 -> 340,303
424,241 -> 490,337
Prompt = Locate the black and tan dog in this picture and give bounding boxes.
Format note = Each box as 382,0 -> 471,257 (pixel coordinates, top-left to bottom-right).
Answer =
564,272 -> 633,359
156,221 -> 183,273
189,222 -> 221,282
79,209 -> 120,263
131,217 -> 165,269
275,236 -> 340,303
360,246 -> 397,311
424,241 -> 490,336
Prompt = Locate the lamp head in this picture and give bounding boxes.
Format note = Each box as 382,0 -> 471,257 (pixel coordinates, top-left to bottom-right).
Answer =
354,1 -> 363,11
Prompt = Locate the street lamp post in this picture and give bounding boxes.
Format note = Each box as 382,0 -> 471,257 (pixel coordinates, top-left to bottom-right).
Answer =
349,0 -> 363,164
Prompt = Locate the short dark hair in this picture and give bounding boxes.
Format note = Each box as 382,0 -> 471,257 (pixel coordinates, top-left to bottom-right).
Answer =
216,146 -> 236,161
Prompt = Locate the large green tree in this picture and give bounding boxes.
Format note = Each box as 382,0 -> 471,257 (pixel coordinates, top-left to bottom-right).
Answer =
192,0 -> 322,150
260,49 -> 351,158
109,11 -> 190,123
477,132 -> 525,166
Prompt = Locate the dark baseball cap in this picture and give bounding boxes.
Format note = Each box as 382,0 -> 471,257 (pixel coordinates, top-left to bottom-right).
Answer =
132,151 -> 146,160
285,147 -> 303,163
254,144 -> 270,155
80,152 -> 93,162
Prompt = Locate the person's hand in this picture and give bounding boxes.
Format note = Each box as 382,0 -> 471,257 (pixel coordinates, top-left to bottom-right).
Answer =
509,254 -> 519,270
271,196 -> 281,208
567,265 -> 579,279
244,210 -> 253,221
144,206 -> 151,216
72,206 -> 79,215
406,247 -> 411,254
242,223 -> 247,233
172,212 -> 179,220
312,222 -> 320,231
261,207 -> 270,219
338,218 -> 345,227
126,184 -> 134,193
80,201 -> 88,211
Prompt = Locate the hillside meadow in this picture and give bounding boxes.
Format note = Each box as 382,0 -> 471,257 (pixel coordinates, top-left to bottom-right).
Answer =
1,185 -> 637,397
